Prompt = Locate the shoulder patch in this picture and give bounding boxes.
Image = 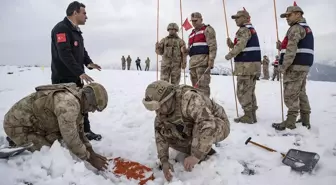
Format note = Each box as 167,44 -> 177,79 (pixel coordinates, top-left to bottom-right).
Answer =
56,33 -> 66,43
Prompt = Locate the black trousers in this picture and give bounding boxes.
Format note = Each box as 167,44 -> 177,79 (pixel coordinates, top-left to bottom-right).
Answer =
51,77 -> 91,132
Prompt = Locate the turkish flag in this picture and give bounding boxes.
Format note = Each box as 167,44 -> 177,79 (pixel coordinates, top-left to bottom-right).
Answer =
56,33 -> 66,43
182,18 -> 193,31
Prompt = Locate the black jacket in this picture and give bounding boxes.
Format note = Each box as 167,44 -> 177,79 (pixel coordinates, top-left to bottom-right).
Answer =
51,17 -> 93,80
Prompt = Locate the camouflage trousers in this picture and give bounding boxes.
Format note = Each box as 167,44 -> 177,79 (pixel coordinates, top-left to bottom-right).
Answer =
122,62 -> 126,70
160,61 -> 181,85
169,117 -> 230,159
190,66 -> 211,97
283,69 -> 311,117
262,66 -> 269,79
127,62 -> 131,70
3,116 -> 58,152
272,67 -> 279,81
236,75 -> 258,112
145,64 -> 150,71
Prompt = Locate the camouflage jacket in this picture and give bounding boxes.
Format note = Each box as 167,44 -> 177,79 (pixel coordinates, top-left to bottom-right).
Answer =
126,56 -> 132,63
228,25 -> 261,76
156,34 -> 187,67
189,25 -> 217,69
262,58 -> 269,66
281,18 -> 310,72
4,83 -> 91,160
154,85 -> 227,162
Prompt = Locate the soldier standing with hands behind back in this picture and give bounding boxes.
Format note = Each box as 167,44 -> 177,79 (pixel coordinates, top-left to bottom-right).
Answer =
225,9 -> 262,124
50,1 -> 102,141
272,2 -> 313,130
155,23 -> 187,85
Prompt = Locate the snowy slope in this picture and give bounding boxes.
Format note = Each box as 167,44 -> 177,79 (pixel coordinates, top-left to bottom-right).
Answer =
0,66 -> 336,185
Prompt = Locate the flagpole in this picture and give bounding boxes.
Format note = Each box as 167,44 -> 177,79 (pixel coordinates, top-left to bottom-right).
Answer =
272,0 -> 284,122
156,0 -> 160,81
179,0 -> 186,84
222,0 -> 239,117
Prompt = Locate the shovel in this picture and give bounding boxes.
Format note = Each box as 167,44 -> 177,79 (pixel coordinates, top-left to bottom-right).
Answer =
245,137 -> 320,172
107,157 -> 155,185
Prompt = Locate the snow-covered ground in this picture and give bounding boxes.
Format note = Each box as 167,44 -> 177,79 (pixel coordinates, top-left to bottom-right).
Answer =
0,65 -> 336,185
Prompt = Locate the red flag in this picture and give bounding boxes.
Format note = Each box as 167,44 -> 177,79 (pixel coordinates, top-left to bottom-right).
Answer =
293,1 -> 297,6
182,18 -> 193,31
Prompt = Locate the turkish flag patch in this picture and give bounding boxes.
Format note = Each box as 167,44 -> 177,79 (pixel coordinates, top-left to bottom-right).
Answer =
56,33 -> 66,43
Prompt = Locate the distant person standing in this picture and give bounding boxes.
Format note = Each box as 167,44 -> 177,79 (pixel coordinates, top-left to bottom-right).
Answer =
121,55 -> 126,70
50,1 -> 102,141
126,55 -> 132,70
145,57 -> 150,71
135,57 -> 142,70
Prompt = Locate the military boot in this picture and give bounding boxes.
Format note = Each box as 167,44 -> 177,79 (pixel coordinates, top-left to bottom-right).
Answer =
300,113 -> 311,129
234,111 -> 254,124
272,115 -> 297,131
252,110 -> 257,123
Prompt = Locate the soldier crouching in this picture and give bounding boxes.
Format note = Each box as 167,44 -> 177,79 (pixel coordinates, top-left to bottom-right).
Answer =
3,82 -> 109,171
142,80 -> 230,182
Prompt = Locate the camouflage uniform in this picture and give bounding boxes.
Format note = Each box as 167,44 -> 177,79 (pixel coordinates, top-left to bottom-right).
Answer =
126,55 -> 132,70
121,56 -> 126,70
142,80 -> 230,163
3,82 -> 108,160
145,57 -> 150,71
156,23 -> 187,85
272,56 -> 280,81
272,5 -> 312,130
225,10 -> 261,124
262,55 -> 270,79
187,12 -> 217,97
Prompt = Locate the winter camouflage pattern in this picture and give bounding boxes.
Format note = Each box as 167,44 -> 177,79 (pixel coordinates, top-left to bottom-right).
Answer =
121,56 -> 126,70
154,85 -> 230,162
156,34 -> 186,85
226,25 -> 260,115
2,83 -> 108,160
262,56 -> 270,79
126,55 -> 132,70
188,25 -> 217,97
280,18 -> 311,118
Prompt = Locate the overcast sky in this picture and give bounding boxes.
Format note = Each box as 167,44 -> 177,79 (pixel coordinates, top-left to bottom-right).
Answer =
0,0 -> 335,69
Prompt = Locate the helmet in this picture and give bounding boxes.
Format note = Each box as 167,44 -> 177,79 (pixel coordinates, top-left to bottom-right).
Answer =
84,82 -> 108,111
275,55 -> 280,59
167,23 -> 179,31
142,80 -> 175,111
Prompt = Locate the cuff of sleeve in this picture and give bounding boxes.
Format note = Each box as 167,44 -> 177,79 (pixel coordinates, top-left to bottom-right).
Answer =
191,149 -> 206,161
160,156 -> 169,163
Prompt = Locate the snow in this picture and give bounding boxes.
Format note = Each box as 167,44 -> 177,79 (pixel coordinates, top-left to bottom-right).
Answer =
1,65 -> 336,185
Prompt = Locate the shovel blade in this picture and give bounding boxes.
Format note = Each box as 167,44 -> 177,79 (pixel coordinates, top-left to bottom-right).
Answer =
282,149 -> 320,172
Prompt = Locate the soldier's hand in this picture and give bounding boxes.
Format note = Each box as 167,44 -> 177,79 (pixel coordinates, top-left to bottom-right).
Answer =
80,73 -> 94,84
155,42 -> 160,49
87,154 -> 108,171
183,156 -> 200,172
162,162 -> 174,182
225,54 -> 231,60
87,147 -> 108,161
208,60 -> 214,69
181,62 -> 186,69
180,46 -> 188,54
276,40 -> 281,50
226,38 -> 234,48
88,63 -> 101,71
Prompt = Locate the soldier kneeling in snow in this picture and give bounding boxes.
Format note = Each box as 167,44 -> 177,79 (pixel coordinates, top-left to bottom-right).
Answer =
3,82 -> 109,171
142,80 -> 230,181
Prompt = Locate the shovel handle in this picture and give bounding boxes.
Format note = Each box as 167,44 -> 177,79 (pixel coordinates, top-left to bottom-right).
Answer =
245,137 -> 286,157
